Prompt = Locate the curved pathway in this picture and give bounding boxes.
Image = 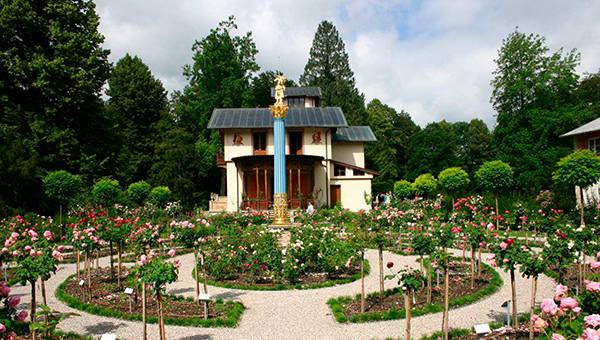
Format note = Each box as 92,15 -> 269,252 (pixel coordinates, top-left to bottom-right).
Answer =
10,249 -> 555,340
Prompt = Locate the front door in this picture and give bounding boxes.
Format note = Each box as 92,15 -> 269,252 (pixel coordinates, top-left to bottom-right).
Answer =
330,185 -> 341,207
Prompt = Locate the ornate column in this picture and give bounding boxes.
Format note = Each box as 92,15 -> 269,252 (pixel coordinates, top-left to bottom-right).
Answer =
271,75 -> 289,226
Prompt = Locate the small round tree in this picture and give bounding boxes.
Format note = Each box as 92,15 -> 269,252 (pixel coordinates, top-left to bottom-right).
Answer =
127,181 -> 152,205
148,186 -> 171,207
92,179 -> 122,207
42,170 -> 81,224
411,174 -> 437,198
552,149 -> 600,226
438,167 -> 470,207
393,180 -> 414,199
475,160 -> 513,229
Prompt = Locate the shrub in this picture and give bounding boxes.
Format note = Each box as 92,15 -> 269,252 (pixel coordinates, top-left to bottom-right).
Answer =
91,179 -> 122,207
411,174 -> 437,197
438,167 -> 470,197
148,186 -> 171,207
127,181 -> 152,205
43,170 -> 82,208
393,180 -> 413,199
475,160 -> 513,194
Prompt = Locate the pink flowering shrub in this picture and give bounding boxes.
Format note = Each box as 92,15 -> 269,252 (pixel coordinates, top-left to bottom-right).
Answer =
0,281 -> 29,338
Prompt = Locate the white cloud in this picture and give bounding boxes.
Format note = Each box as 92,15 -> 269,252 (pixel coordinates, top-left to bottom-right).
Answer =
95,0 -> 600,127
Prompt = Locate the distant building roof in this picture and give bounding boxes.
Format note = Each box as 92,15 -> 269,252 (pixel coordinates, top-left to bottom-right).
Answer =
333,126 -> 377,142
208,107 -> 347,129
270,87 -> 322,98
561,117 -> 600,137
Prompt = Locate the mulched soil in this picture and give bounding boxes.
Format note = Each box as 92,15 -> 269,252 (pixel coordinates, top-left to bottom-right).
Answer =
342,261 -> 493,317
64,267 -> 225,319
209,264 -> 362,288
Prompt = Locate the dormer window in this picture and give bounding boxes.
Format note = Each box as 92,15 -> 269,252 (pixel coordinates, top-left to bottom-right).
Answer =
287,97 -> 305,108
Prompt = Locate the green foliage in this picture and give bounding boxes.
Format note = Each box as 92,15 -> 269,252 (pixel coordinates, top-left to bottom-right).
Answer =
0,0 -> 111,212
107,54 -> 167,184
43,170 -> 82,205
438,167 -> 470,196
147,186 -> 171,207
393,180 -> 414,199
300,21 -> 366,125
127,181 -> 152,205
91,179 -> 122,207
248,70 -> 296,107
366,99 -> 419,192
136,258 -> 178,292
407,121 -> 457,180
475,160 -> 513,194
553,149 -> 600,189
411,174 -> 437,197
30,304 -> 79,337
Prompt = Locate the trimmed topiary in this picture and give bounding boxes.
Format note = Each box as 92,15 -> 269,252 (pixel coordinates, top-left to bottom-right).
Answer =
127,181 -> 152,205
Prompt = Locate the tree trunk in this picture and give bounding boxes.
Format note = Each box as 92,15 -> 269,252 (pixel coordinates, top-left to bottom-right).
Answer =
426,261 -> 432,304
529,275 -> 538,340
451,197 -> 455,210
405,289 -> 412,340
158,290 -> 166,340
478,245 -> 482,277
95,249 -> 99,270
109,241 -> 114,280
117,245 -> 122,289
86,251 -> 91,302
443,267 -> 449,340
59,204 -> 63,227
201,252 -> 208,294
579,186 -> 585,227
142,283 -> 147,340
495,193 -> 500,231
30,280 -> 36,323
76,250 -> 81,283
194,250 -> 200,302
510,269 -> 518,328
360,251 -> 365,314
470,247 -> 476,289
379,247 -> 384,299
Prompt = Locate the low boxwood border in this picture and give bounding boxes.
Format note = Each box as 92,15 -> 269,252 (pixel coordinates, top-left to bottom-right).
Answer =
327,261 -> 503,323
55,273 -> 244,328
195,260 -> 370,291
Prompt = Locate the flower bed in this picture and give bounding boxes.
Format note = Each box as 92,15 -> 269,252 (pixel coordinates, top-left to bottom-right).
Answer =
200,224 -> 366,290
328,260 -> 502,323
56,268 -> 244,328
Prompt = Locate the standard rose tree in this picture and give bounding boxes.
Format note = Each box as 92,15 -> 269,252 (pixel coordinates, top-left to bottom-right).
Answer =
476,160 -> 513,230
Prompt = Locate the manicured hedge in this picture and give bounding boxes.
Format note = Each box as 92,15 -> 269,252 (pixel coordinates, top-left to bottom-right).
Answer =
55,273 -> 244,328
327,261 -> 502,323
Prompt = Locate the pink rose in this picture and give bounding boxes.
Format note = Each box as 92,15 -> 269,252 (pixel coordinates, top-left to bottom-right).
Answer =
43,230 -> 52,240
541,298 -> 559,315
16,310 -> 27,322
23,245 -> 31,252
585,314 -> 600,328
7,296 -> 20,308
551,334 -> 566,340
0,283 -> 10,298
591,262 -> 600,270
10,233 -> 18,239
137,255 -> 148,266
167,249 -> 176,257
531,314 -> 548,330
573,306 -> 582,314
500,242 -> 508,250
555,284 -> 568,299
489,260 -> 497,267
586,280 -> 600,293
487,254 -> 495,261
57,245 -> 65,252
29,249 -> 37,257
0,323 -> 5,333
559,297 -> 578,310
582,328 -> 600,340
52,250 -> 63,261
27,229 -> 38,239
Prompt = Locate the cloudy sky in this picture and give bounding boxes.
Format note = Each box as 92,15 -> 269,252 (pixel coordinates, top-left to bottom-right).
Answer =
95,0 -> 600,127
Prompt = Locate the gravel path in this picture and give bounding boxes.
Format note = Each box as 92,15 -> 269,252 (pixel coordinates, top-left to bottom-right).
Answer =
10,249 -> 556,340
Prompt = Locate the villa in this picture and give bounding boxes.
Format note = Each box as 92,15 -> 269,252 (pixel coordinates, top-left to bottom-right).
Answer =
207,87 -> 377,212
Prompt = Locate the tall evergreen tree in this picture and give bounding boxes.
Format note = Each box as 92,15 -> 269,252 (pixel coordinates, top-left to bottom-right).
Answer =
0,0 -> 110,212
365,99 -> 419,192
107,54 -> 167,184
300,21 -> 367,125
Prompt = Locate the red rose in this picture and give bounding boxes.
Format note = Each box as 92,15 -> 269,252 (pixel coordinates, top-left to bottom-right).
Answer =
386,261 -> 394,268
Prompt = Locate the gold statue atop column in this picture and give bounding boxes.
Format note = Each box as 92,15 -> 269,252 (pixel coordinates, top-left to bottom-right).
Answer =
271,74 -> 289,119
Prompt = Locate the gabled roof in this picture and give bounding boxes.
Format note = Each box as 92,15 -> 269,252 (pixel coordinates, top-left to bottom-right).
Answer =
270,87 -> 322,98
333,126 -> 377,142
561,117 -> 600,137
208,107 -> 347,129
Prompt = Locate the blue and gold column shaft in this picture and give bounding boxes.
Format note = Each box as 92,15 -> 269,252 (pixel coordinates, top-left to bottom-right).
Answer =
270,75 -> 289,225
